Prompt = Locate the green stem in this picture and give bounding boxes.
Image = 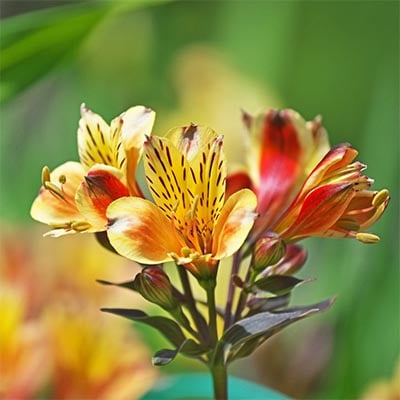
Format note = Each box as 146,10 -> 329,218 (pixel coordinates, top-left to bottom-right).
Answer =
223,251 -> 241,330
177,265 -> 210,344
210,362 -> 228,399
233,256 -> 256,322
204,280 -> 218,347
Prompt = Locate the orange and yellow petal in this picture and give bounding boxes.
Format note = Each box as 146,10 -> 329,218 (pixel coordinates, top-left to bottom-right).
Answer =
165,124 -> 218,162
76,165 -> 130,231
30,162 -> 89,235
113,106 -> 155,195
107,197 -> 182,264
212,189 -> 257,259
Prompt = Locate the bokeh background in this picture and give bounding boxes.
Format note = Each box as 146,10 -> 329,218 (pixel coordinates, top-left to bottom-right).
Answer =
1,1 -> 399,399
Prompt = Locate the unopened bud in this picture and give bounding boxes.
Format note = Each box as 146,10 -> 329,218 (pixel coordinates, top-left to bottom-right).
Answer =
266,244 -> 307,277
133,266 -> 178,310
253,233 -> 286,271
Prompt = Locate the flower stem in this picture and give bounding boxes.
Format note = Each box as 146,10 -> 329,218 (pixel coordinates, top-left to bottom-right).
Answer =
210,362 -> 228,399
176,265 -> 210,344
233,256 -> 255,322
224,251 -> 241,330
204,280 -> 218,347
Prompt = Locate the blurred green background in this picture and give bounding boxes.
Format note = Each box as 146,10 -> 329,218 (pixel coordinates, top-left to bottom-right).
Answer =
1,1 -> 398,399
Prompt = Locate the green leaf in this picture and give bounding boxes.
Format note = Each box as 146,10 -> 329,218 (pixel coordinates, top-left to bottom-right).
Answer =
96,279 -> 135,291
247,292 -> 291,313
253,275 -> 305,295
0,0 -> 171,103
215,298 -> 335,365
101,308 -> 185,348
152,338 -> 208,366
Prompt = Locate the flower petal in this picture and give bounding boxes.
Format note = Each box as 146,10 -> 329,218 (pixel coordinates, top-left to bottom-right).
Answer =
76,165 -> 130,231
107,197 -> 182,264
212,189 -> 257,259
245,109 -> 330,223
165,124 -> 218,162
114,106 -> 155,195
30,162 -> 88,235
278,183 -> 356,240
77,104 -> 123,170
226,170 -> 252,198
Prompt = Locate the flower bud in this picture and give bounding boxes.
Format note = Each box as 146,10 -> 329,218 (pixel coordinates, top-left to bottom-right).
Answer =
133,266 -> 178,311
267,244 -> 307,276
253,233 -> 286,271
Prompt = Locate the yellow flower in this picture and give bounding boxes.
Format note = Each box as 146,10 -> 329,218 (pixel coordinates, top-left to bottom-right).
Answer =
30,105 -> 155,237
107,125 -> 257,278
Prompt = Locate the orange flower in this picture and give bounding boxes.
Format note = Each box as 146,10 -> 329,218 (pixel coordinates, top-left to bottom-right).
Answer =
228,109 -> 390,243
30,105 -> 155,236
107,125 -> 257,278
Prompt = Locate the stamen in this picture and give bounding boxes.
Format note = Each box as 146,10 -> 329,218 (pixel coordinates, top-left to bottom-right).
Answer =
356,232 -> 380,244
372,189 -> 389,207
43,181 -> 65,200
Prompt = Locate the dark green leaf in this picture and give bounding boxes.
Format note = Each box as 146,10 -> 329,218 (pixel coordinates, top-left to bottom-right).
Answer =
215,298 -> 335,365
96,279 -> 134,291
247,293 -> 291,313
152,338 -> 208,366
253,275 -> 305,295
101,308 -> 185,347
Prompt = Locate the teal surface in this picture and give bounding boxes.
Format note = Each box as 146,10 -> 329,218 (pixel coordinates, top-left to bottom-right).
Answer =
141,373 -> 290,400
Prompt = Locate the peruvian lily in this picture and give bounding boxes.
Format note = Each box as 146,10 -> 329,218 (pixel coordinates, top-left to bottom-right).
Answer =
107,125 -> 257,279
228,109 -> 390,244
30,105 -> 155,236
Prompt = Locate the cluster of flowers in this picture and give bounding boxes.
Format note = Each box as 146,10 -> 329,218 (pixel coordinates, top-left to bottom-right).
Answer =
31,104 -> 389,398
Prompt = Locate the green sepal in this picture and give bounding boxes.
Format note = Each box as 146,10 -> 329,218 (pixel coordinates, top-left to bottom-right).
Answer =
101,308 -> 185,348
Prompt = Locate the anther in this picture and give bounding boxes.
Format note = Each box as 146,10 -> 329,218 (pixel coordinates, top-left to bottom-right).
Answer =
41,166 -> 51,185
356,232 -> 380,244
71,221 -> 91,232
59,174 -> 67,184
372,189 -> 389,208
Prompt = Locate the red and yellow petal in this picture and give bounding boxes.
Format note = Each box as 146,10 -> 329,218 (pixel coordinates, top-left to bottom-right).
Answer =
212,189 -> 257,259
277,182 -> 356,241
107,197 -> 182,264
30,162 -> 88,235
76,165 -> 130,231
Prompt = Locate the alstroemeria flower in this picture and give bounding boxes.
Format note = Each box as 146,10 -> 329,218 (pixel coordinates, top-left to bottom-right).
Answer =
30,105 -> 155,236
107,125 -> 257,278
228,109 -> 390,243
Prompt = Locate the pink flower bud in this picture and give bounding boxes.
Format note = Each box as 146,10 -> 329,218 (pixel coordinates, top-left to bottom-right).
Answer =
133,266 -> 178,311
253,232 -> 286,271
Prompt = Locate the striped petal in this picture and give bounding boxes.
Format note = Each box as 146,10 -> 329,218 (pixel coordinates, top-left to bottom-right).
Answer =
30,162 -> 90,236
114,106 -> 155,195
212,189 -> 257,259
76,165 -> 130,231
107,197 -> 182,264
77,104 -> 123,170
